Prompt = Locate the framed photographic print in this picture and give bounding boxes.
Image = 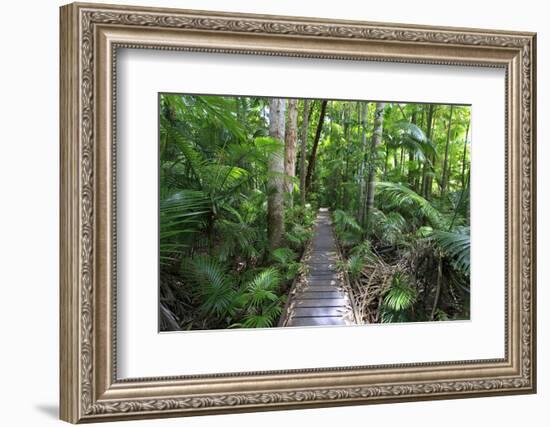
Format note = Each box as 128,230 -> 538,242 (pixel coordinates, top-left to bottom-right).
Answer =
60,2 -> 537,423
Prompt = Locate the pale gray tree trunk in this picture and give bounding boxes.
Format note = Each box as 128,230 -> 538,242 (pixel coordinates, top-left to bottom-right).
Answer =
299,99 -> 310,206
440,105 -> 454,198
358,102 -> 369,225
268,98 -> 286,249
342,103 -> 350,207
364,102 -> 386,231
460,120 -> 470,189
421,104 -> 436,199
284,99 -> 298,206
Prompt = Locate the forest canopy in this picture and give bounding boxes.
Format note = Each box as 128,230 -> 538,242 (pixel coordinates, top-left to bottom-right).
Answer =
159,94 -> 471,331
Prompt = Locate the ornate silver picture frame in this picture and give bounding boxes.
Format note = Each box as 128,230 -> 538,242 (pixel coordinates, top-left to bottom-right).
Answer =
60,2 -> 536,423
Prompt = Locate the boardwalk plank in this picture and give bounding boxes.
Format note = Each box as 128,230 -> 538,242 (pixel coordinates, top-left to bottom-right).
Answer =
280,209 -> 357,327
294,307 -> 346,317
287,316 -> 347,327
293,298 -> 348,307
301,285 -> 339,292
297,291 -> 346,299
308,279 -> 339,286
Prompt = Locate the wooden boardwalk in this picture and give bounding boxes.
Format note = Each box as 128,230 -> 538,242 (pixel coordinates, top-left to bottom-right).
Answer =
280,208 -> 357,327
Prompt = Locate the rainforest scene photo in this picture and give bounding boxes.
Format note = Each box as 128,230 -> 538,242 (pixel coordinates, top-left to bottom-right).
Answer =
159,94 -> 471,331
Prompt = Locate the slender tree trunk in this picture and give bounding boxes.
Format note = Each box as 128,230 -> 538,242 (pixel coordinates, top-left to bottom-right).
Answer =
338,103 -> 350,207
305,99 -> 328,192
267,98 -> 286,249
358,102 -> 370,224
430,256 -> 443,321
342,103 -> 350,208
440,105 -> 454,198
448,119 -> 471,230
408,110 -> 417,187
384,145 -> 389,179
450,170 -> 470,230
364,102 -> 386,231
461,120 -> 470,189
299,99 -> 310,206
284,99 -> 298,206
421,104 -> 436,198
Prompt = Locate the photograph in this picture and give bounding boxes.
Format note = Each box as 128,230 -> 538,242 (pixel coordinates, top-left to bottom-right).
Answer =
158,94 -> 471,331
57,3 -> 536,421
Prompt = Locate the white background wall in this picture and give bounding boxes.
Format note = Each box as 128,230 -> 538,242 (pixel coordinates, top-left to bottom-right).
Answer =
0,0 -> 546,425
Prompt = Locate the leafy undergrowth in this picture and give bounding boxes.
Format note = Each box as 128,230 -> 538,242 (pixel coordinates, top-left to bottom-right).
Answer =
160,204 -> 315,331
333,183 -> 470,324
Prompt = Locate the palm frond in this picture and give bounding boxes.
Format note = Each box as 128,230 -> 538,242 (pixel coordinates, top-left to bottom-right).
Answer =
433,226 -> 470,275
347,254 -> 365,280
333,209 -> 363,233
241,301 -> 283,328
159,190 -> 210,265
383,273 -> 417,312
376,181 -> 444,228
164,125 -> 206,186
270,247 -> 297,266
184,257 -> 236,318
244,268 -> 281,309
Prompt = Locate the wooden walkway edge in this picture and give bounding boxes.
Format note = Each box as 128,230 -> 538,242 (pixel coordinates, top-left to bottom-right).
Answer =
279,208 -> 358,327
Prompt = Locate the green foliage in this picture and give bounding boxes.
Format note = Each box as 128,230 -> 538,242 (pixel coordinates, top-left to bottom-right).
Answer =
237,268 -> 285,328
159,190 -> 210,265
269,247 -> 301,280
243,268 -> 281,308
241,302 -> 283,328
347,254 -> 365,280
184,256 -> 237,318
333,209 -> 364,248
380,273 -> 417,323
370,209 -> 408,246
159,95 -> 471,329
334,209 -> 362,234
433,226 -> 470,276
376,181 -> 444,228
383,273 -> 417,311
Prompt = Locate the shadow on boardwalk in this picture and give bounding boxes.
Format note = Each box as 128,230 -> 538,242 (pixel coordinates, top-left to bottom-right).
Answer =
279,208 -> 358,327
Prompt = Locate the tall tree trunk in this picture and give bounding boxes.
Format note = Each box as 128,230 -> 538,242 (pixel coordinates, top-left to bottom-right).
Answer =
358,103 -> 370,225
364,102 -> 386,231
384,144 -> 389,179
267,98 -> 286,249
305,99 -> 328,192
461,120 -> 470,189
448,119 -> 471,230
299,99 -> 310,206
284,99 -> 298,206
440,105 -> 454,198
341,103 -> 350,209
421,104 -> 436,198
408,109 -> 418,187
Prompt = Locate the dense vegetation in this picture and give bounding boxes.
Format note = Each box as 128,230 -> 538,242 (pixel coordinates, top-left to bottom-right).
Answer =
159,94 -> 471,330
